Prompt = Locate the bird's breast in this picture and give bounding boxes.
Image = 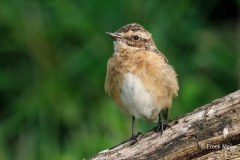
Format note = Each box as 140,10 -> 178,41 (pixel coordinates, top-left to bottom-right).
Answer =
120,72 -> 159,122
105,50 -> 178,122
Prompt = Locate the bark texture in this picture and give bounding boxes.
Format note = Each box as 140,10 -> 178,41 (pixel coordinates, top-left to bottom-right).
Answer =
91,90 -> 240,160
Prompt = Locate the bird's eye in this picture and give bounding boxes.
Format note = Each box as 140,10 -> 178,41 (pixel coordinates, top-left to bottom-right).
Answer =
133,35 -> 139,41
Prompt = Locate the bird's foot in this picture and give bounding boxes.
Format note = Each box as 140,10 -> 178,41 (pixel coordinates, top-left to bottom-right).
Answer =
109,132 -> 143,150
127,132 -> 143,142
155,122 -> 171,134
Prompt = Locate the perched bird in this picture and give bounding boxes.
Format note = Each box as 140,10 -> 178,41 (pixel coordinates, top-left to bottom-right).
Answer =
105,23 -> 179,140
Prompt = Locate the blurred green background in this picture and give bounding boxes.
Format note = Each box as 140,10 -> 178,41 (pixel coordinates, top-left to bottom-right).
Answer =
0,0 -> 239,159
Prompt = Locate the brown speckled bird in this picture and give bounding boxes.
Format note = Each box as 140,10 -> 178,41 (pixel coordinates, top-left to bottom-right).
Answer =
105,23 -> 179,140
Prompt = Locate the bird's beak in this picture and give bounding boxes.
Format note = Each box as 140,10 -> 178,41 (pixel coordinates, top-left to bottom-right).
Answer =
106,32 -> 122,40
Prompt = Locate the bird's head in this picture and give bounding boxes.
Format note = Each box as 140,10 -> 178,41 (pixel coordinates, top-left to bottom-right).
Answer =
106,23 -> 156,52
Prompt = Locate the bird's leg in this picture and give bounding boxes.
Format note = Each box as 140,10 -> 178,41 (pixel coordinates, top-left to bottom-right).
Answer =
128,116 -> 142,141
156,113 -> 164,134
131,116 -> 136,139
156,113 -> 172,134
109,116 -> 142,149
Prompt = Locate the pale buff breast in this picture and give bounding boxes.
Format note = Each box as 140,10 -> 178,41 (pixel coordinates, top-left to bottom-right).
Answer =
105,49 -> 178,122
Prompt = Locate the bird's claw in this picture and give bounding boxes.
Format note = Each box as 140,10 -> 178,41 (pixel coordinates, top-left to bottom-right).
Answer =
155,122 -> 171,134
128,132 -> 143,142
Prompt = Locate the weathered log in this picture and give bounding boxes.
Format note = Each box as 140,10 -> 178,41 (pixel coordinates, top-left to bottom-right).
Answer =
91,90 -> 240,160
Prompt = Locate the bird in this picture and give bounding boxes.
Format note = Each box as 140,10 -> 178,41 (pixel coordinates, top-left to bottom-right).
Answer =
104,23 -> 179,141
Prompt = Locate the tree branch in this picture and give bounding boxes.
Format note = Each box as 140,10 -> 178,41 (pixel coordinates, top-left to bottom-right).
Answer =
91,90 -> 240,160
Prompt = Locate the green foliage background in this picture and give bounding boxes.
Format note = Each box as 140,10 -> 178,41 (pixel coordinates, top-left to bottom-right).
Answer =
0,0 -> 239,159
